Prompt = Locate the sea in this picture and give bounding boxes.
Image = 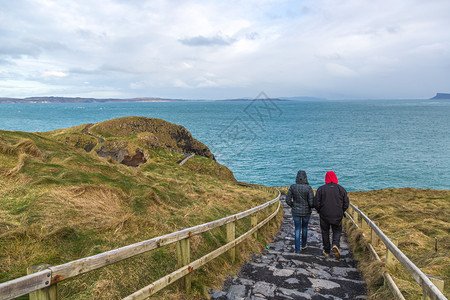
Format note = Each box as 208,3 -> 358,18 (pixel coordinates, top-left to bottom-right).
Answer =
0,99 -> 449,191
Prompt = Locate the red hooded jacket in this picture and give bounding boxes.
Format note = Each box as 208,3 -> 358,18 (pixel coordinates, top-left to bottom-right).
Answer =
314,171 -> 349,224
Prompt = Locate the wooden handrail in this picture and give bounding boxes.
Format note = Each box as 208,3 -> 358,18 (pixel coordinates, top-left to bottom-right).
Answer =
0,269 -> 52,300
345,210 -> 406,300
348,203 -> 447,300
123,200 -> 281,299
0,191 -> 281,300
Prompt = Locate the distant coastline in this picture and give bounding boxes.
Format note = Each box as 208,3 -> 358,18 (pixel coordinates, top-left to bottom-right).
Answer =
0,96 -> 294,103
0,96 -> 182,104
2,94 -> 448,103
0,96 -> 326,104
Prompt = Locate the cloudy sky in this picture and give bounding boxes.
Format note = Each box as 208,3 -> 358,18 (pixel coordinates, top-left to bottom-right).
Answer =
1,0 -> 449,99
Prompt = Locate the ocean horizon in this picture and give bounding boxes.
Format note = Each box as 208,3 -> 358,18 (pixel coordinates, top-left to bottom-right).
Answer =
1,99 -> 449,191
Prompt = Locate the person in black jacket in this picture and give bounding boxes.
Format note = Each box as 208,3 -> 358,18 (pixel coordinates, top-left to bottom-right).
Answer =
314,171 -> 349,258
285,170 -> 314,253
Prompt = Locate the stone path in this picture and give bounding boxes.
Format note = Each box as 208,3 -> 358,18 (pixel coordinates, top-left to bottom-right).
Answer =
210,196 -> 367,300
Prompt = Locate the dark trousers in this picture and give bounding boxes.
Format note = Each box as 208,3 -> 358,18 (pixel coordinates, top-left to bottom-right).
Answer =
320,217 -> 342,253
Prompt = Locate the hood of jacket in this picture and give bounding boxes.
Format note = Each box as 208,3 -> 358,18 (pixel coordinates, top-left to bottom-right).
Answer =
325,171 -> 338,184
296,170 -> 309,184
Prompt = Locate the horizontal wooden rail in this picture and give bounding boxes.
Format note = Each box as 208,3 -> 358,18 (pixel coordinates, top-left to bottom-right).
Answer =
0,269 -> 51,300
0,191 -> 280,300
344,211 -> 406,300
123,200 -> 281,299
347,204 -> 446,300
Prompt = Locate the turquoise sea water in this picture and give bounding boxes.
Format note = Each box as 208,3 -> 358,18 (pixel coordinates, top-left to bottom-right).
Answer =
0,100 -> 449,191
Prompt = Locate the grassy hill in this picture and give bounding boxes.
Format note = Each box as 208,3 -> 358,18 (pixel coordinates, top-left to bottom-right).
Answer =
347,188 -> 449,299
0,117 -> 281,299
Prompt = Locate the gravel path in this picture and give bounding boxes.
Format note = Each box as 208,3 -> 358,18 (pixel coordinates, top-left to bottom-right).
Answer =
210,196 -> 368,300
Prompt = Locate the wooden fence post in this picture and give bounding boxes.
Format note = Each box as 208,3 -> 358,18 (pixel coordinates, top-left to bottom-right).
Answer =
177,238 -> 191,293
422,275 -> 444,300
386,238 -> 398,269
371,222 -> 379,247
352,210 -> 359,226
251,215 -> 258,239
27,264 -> 57,300
362,218 -> 370,233
358,214 -> 364,228
227,221 -> 236,263
347,207 -> 353,217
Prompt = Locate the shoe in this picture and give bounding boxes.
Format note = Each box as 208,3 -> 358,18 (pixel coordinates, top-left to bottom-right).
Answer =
301,246 -> 308,251
322,250 -> 330,257
332,245 -> 341,259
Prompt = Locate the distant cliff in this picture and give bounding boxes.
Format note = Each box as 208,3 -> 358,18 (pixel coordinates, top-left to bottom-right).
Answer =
430,93 -> 450,99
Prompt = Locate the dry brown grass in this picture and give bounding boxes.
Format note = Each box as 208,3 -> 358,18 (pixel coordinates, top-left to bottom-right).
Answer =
42,186 -> 133,234
347,188 -> 450,299
0,126 -> 283,299
0,138 -> 44,157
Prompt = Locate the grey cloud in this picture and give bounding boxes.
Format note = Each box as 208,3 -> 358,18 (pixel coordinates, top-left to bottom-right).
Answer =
100,64 -> 130,73
246,32 -> 259,40
179,34 -> 236,47
0,58 -> 14,65
24,37 -> 68,52
69,67 -> 98,75
385,26 -> 400,34
0,44 -> 42,58
0,37 -> 67,60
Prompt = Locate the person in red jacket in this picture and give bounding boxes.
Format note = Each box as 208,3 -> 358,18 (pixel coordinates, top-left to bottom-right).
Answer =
313,171 -> 349,258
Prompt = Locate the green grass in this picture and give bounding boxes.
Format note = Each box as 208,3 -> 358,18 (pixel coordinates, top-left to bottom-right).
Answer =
0,122 -> 281,299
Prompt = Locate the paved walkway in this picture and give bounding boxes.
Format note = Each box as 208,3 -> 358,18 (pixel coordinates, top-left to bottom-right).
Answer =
210,196 -> 367,300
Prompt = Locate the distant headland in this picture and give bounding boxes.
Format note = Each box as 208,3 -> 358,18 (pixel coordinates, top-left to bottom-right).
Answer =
430,93 -> 450,100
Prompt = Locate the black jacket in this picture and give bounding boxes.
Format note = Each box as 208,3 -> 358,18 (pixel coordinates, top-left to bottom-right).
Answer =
314,183 -> 349,225
285,171 -> 314,217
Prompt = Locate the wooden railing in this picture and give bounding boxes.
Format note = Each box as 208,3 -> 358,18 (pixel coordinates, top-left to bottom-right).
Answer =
0,190 -> 281,300
346,203 -> 447,300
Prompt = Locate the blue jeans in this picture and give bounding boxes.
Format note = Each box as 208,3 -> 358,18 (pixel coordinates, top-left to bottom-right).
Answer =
292,214 -> 311,252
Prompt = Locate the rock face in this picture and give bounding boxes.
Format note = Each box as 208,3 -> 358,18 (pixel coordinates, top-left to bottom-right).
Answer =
430,93 -> 450,99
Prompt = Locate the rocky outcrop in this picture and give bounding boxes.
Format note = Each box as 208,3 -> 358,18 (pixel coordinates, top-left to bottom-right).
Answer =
90,117 -> 215,160
53,117 -> 215,167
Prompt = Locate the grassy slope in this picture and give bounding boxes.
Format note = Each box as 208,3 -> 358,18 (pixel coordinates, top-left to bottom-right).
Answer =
0,127 -> 281,299
348,188 -> 449,299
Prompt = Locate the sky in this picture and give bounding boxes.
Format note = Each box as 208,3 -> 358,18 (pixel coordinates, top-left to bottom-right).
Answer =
1,0 -> 449,100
